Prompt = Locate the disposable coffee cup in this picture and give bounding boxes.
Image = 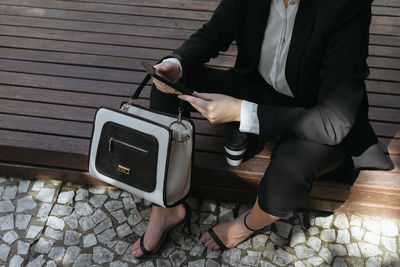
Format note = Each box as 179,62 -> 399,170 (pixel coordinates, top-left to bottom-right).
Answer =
224,130 -> 248,166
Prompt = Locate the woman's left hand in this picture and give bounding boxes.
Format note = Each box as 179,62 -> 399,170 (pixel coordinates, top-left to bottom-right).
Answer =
178,92 -> 242,124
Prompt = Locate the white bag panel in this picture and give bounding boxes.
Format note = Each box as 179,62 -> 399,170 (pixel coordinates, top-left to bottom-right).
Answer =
89,108 -> 170,206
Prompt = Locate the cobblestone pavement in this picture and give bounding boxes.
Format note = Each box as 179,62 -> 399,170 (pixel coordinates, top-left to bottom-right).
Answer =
0,177 -> 399,266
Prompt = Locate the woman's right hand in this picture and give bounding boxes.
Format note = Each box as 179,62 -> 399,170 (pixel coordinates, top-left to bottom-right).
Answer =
153,61 -> 182,94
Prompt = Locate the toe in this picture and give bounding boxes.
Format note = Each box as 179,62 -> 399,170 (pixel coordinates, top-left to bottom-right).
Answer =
201,231 -> 210,243
131,240 -> 143,258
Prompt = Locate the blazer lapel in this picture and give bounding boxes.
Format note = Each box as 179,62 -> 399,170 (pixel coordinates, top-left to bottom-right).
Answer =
286,0 -> 317,96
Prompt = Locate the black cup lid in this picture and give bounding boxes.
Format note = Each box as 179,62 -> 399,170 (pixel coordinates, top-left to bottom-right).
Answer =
224,130 -> 248,151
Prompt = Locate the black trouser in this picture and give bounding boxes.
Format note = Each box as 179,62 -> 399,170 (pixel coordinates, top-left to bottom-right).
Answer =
150,67 -> 347,217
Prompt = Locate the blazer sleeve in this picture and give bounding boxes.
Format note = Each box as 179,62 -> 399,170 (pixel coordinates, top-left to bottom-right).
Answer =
257,3 -> 371,146
173,0 -> 235,77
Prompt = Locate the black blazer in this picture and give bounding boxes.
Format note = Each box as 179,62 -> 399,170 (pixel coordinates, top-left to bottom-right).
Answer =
173,0 -> 393,170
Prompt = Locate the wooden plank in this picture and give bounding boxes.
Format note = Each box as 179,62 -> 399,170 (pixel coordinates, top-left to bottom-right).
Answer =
366,80 -> 400,95
367,56 -> 400,70
368,93 -> 400,108
0,5 -> 204,31
369,107 -> 400,123
0,16 -> 194,40
0,0 -> 213,21
374,0 -> 400,8
370,24 -> 400,37
371,121 -> 400,139
0,36 -> 235,68
372,6 -> 400,17
372,15 -> 400,26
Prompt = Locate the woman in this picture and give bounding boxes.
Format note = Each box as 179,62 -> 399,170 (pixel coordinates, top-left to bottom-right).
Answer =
131,0 -> 393,257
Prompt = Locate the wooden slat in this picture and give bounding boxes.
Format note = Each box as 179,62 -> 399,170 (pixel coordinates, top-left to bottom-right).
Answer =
0,5 -> 204,31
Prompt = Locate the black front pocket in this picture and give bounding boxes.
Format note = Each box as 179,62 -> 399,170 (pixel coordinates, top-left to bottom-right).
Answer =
96,121 -> 159,192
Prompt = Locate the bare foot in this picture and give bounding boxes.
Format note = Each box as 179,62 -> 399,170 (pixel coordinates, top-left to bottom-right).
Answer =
131,204 -> 186,257
200,212 -> 255,250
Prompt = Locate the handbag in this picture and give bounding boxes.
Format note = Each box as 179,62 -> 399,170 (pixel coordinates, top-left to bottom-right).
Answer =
88,73 -> 194,207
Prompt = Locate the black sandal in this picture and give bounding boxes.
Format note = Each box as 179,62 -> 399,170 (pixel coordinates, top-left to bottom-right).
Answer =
135,201 -> 192,257
207,211 -> 264,250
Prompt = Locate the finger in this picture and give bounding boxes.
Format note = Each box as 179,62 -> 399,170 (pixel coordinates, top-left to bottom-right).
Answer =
193,92 -> 214,101
178,95 -> 209,110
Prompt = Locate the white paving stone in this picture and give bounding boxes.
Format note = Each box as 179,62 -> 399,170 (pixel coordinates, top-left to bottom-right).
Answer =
306,236 -> 321,251
37,203 -> 53,220
381,236 -> 397,252
79,216 -> 96,231
350,226 -> 365,240
252,234 -> 268,248
2,185 -> 17,200
111,261 -> 129,267
365,256 -> 382,267
350,215 -> 362,226
290,225 -> 306,247
332,257 -> 347,267
108,188 -> 121,199
97,228 -> 117,244
206,248 -> 221,259
34,237 -> 55,254
93,246 -> 114,264
27,254 -> 46,267
91,209 -> 108,224
18,180 -> 30,193
240,251 -> 261,267
57,191 -> 74,204
346,243 -> 361,257
320,229 -> 336,242
89,195 -> 107,208
260,261 -> 277,267
111,209 -> 127,223
0,200 -> 15,212
319,247 -> 333,264
263,241 -> 275,260
114,240 -> 129,255
16,195 -> 37,212
44,227 -> 63,240
31,180 -> 44,191
17,240 -> 30,255
127,209 -> 143,226
358,242 -> 383,257
9,255 -> 24,267
190,240 -> 206,257
36,188 -> 56,202
94,217 -> 113,234
122,197 -> 136,211
15,214 -> 31,230
336,229 -> 350,244
381,220 -> 399,237
314,215 -> 334,228
169,250 -> 187,267
48,246 -> 65,262
89,185 -> 106,194
105,200 -> 123,212
64,230 -> 81,245
75,201 -> 93,216
383,252 -> 400,266
188,259 -> 206,267
83,233 -> 97,248
363,231 -> 380,245
218,209 -> 234,223
116,223 -> 132,238
308,226 -> 319,236
73,254 -> 92,267
333,214 -> 349,229
272,248 -> 293,266
51,204 -> 73,216
64,213 -> 78,229
0,244 -> 10,261
133,221 -> 148,236
46,261 -> 57,267
62,246 -> 81,265
307,256 -> 324,266
46,216 -> 65,230
330,244 -> 347,257
295,245 -> 315,259
26,225 -> 44,239
75,188 -> 88,201
237,239 -> 251,250
2,230 -> 18,244
363,218 -> 380,235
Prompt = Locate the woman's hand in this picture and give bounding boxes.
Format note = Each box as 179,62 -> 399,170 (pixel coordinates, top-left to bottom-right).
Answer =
152,61 -> 181,94
178,92 -> 242,124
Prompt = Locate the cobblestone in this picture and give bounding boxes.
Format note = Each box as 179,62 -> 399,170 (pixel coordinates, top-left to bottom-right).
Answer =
0,177 -> 399,267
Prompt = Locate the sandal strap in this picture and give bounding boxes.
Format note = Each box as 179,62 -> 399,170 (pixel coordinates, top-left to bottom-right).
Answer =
139,235 -> 151,255
208,227 -> 228,250
243,212 -> 264,232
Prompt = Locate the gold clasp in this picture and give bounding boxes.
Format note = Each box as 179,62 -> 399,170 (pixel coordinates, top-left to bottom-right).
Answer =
117,165 -> 131,175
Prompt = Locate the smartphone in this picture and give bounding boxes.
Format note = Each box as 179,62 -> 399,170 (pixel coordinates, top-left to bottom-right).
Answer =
141,61 -> 193,95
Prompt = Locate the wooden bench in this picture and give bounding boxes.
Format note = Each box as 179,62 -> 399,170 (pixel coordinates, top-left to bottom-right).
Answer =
0,0 -> 399,217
